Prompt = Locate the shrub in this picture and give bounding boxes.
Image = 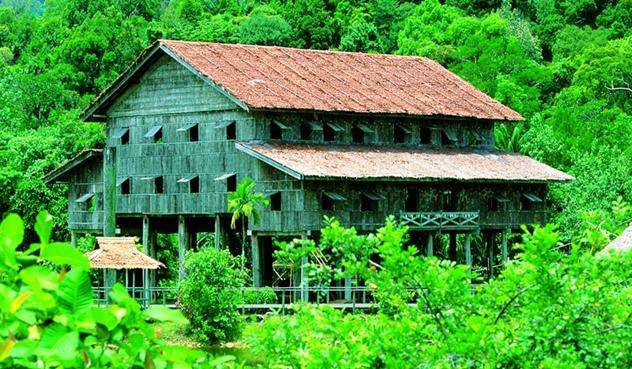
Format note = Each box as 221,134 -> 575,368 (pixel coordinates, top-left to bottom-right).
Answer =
242,286 -> 277,305
178,246 -> 244,343
0,211 -> 237,368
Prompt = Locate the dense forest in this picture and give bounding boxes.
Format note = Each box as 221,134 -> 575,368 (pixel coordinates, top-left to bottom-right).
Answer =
0,0 -> 630,240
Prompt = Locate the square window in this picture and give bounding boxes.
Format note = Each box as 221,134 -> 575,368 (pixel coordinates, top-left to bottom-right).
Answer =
227,174 -> 237,192
360,191 -> 384,212
270,192 -> 281,211
154,176 -> 164,194
119,178 -> 131,195
420,126 -> 432,145
394,125 -> 411,143
189,124 -> 199,141
322,191 -> 346,211
190,176 -> 200,193
226,122 -> 236,140
405,188 -> 419,212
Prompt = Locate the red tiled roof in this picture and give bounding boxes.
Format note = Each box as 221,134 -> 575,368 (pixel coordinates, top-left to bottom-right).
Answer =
604,225 -> 632,253
236,141 -> 573,182
87,237 -> 164,270
159,40 -> 522,121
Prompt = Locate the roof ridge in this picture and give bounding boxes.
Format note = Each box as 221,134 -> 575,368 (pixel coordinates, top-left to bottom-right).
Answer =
158,39 -> 434,61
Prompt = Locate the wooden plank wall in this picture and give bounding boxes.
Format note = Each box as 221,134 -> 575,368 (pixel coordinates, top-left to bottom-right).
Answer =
67,158 -> 104,231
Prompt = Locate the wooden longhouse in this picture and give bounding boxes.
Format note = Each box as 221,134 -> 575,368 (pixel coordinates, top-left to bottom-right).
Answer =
46,40 -> 572,289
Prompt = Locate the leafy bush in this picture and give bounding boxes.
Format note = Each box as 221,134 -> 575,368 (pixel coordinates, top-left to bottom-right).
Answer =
0,211 -> 238,368
242,287 -> 277,305
247,219 -> 632,368
178,246 -> 244,343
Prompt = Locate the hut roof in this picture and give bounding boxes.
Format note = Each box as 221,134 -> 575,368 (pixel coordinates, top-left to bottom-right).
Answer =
604,225 -> 632,253
86,237 -> 164,270
236,141 -> 573,182
44,149 -> 102,183
83,40 -> 522,122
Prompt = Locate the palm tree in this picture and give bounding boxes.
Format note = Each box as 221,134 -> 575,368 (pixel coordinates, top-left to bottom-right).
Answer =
227,178 -> 269,277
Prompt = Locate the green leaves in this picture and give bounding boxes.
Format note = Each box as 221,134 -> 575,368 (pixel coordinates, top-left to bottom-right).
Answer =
144,306 -> 189,325
57,268 -> 93,316
34,211 -> 54,245
0,214 -> 24,271
40,242 -> 90,269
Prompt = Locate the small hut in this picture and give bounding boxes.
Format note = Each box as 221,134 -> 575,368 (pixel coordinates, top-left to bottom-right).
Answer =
604,225 -> 632,253
87,237 -> 164,306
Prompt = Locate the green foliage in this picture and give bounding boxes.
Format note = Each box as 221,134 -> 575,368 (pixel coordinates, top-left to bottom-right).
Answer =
177,246 -> 244,343
248,218 -> 632,368
0,211 -> 238,368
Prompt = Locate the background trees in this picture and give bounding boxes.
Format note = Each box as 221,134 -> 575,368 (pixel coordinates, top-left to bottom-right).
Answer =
0,0 -> 629,241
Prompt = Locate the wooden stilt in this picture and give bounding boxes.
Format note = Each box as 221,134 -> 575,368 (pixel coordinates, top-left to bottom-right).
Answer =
214,214 -> 221,249
344,276 -> 352,302
149,231 -> 156,291
465,233 -> 472,273
142,215 -> 150,307
501,228 -> 509,264
300,233 -> 309,302
70,231 -> 77,248
103,147 -> 117,237
178,215 -> 187,281
449,233 -> 457,261
426,233 -> 434,256
486,232 -> 495,278
251,233 -> 261,287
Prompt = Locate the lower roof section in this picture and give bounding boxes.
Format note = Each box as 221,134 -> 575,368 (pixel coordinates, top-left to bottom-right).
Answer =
236,141 -> 573,183
44,149 -> 103,183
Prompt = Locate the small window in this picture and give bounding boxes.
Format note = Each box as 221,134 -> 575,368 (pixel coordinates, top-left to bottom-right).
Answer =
488,195 -> 509,211
323,122 -> 344,142
178,176 -> 199,193
154,176 -> 164,194
118,177 -> 131,195
301,121 -> 322,140
469,128 -> 483,146
520,193 -> 542,211
270,120 -> 288,140
227,174 -> 237,192
394,125 -> 411,143
420,126 -> 433,145
322,191 -> 346,211
360,191 -> 384,212
226,122 -> 236,140
190,176 -> 200,193
270,192 -> 281,211
145,126 -> 163,143
441,128 -> 457,146
189,124 -> 199,141
352,123 -> 373,144
177,123 -> 199,142
405,188 -> 419,212
113,128 -> 130,145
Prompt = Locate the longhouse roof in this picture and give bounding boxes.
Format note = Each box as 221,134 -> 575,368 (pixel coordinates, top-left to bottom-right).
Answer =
87,237 -> 164,270
44,149 -> 102,183
236,141 -> 573,182
604,225 -> 632,253
83,40 -> 523,121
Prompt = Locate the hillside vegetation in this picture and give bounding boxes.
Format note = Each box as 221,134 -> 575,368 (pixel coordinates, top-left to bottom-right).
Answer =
0,0 -> 630,240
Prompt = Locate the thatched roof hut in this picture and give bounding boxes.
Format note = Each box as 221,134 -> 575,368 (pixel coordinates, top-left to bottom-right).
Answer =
604,225 -> 632,253
87,237 -> 164,269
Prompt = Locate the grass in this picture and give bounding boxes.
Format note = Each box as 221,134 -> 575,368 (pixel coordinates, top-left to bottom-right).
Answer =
153,320 -> 262,365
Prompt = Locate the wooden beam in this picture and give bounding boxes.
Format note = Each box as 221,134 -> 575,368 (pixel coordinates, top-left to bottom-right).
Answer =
214,214 -> 221,249
449,233 -> 457,261
70,231 -> 77,248
465,234 -> 472,273
501,229 -> 509,264
251,233 -> 261,287
178,215 -> 187,281
300,233 -> 309,302
426,233 -> 434,256
102,147 -> 117,237
142,215 -> 150,307
486,232 -> 495,278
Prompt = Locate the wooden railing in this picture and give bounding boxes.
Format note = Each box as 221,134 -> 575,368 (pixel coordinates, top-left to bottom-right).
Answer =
399,211 -> 480,231
480,210 -> 547,228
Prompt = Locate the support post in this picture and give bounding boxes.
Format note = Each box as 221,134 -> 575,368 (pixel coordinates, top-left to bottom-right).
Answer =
142,215 -> 150,307
103,146 -> 117,237
300,233 -> 309,302
486,232 -> 495,278
70,231 -> 77,248
449,233 -> 457,261
426,233 -> 434,256
178,216 -> 187,281
465,233 -> 472,273
251,233 -> 261,287
344,276 -> 352,302
501,228 -> 509,264
214,214 -> 221,249
149,231 -> 157,291
102,146 -> 117,304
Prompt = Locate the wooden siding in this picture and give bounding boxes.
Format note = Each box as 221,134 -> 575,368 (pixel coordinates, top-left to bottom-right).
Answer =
105,56 -> 253,216
67,158 -> 103,231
